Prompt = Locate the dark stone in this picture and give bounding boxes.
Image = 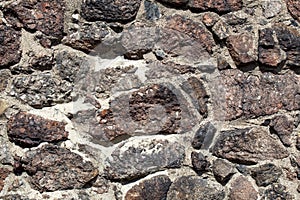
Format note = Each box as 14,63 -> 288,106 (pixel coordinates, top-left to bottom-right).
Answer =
192,122 -> 216,149
259,28 -> 276,47
167,176 -> 225,200
157,0 -> 188,6
188,0 -> 243,13
229,176 -> 258,200
286,0 -> 300,22
144,0 -> 160,20
104,139 -> 185,181
0,24 -> 21,67
269,115 -> 293,146
0,70 -> 11,92
258,47 -> 285,67
213,159 -> 235,185
4,0 -> 65,41
212,127 -> 289,164
17,144 -> 98,192
7,112 -> 68,148
0,168 -> 10,192
0,194 -> 32,200
125,175 -> 172,200
250,163 -> 282,187
191,151 -> 210,173
263,184 -> 294,200
81,0 -> 142,23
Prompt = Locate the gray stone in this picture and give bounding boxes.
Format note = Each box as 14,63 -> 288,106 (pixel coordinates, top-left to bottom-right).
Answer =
250,163 -> 282,187
270,115 -> 293,146
192,122 -> 216,149
191,151 -> 210,174
213,159 -> 235,184
263,184 -> 294,200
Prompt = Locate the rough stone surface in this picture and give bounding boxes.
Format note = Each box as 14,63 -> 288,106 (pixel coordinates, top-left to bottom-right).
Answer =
125,175 -> 172,200
229,176 -> 258,200
212,127 -> 289,164
188,0 -> 243,13
269,115 -> 294,146
250,163 -> 282,187
0,168 -> 10,192
191,151 -> 210,174
192,122 -> 216,149
258,47 -> 285,67
286,0 -> 300,22
263,184 -> 294,200
81,0 -> 142,22
213,159 -> 235,184
0,70 -> 12,92
167,176 -> 225,200
16,144 -> 98,192
7,112 -> 68,148
105,139 -> 185,181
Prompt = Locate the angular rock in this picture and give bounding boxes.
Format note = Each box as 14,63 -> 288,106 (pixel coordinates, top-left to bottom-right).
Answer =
286,0 -> 300,22
263,184 -> 294,200
125,175 -> 172,200
167,176 -> 225,200
7,112 -> 68,148
81,0 -> 142,23
0,70 -> 11,92
0,24 -> 21,67
104,139 -> 185,181
229,176 -> 258,200
250,163 -> 282,187
191,122 -> 216,149
0,168 -> 10,192
191,151 -> 210,174
4,0 -> 65,40
10,72 -> 73,108
213,159 -> 235,184
0,137 -> 13,165
258,47 -> 285,67
144,0 -> 160,21
202,12 -> 220,27
262,0 -> 282,18
157,0 -> 188,6
226,33 -> 257,65
269,115 -> 293,146
212,127 -> 289,164
188,0 -> 243,13
259,28 -> 276,47
17,144 -> 98,192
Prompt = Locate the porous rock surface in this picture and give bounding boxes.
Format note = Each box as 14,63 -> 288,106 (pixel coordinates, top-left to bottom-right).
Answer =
0,0 -> 300,199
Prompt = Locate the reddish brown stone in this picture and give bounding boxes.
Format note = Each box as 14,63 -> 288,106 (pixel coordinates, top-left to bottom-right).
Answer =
157,0 -> 188,6
7,112 -> 68,147
125,175 -> 172,200
191,151 -> 210,174
4,0 -> 65,41
0,168 -> 10,192
258,47 -> 285,67
229,176 -> 258,200
165,15 -> 215,53
202,12 -> 220,27
0,24 -> 21,67
270,115 -> 294,146
226,33 -> 257,65
213,159 -> 235,184
188,0 -> 243,13
286,0 -> 300,22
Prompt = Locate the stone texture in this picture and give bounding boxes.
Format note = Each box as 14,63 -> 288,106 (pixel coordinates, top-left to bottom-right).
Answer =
191,151 -> 210,174
7,112 -> 68,148
10,72 -> 73,108
125,175 -> 172,200
0,168 -> 10,192
262,0 -> 282,18
212,20 -> 230,40
0,70 -> 12,92
229,176 -> 258,200
167,176 -> 225,200
250,163 -> 282,187
4,0 -> 65,42
258,47 -> 285,67
81,0 -> 142,22
16,144 -> 98,192
0,137 -> 13,165
226,33 -> 257,65
191,122 -> 216,149
188,0 -> 243,13
144,0 -> 160,21
212,127 -> 289,164
286,0 -> 300,22
104,139 -> 185,181
269,115 -> 293,146
0,24 -> 21,67
263,184 -> 294,200
213,159 -> 235,184
157,0 -> 188,6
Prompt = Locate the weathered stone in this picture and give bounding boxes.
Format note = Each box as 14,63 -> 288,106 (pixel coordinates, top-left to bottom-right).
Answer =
0,137 -> 13,165
17,144 -> 98,192
7,112 -> 68,148
263,184 -> 294,200
167,176 -> 225,200
0,70 -> 11,92
188,0 -> 243,13
217,56 -> 231,70
0,24 -> 21,67
165,15 -> 215,53
0,168 -> 10,192
81,0 -> 142,23
192,122 -> 216,149
269,115 -> 293,146
125,175 -> 172,200
10,72 -> 73,108
63,21 -> 110,53
250,163 -> 282,187
4,0 -> 65,41
191,151 -> 210,174
0,194 -> 32,200
144,0 -> 160,21
212,127 -> 289,164
229,176 -> 258,200
202,12 -> 220,27
212,20 -> 230,40
297,136 -> 300,150
104,139 -> 185,181
226,33 -> 257,65
286,0 -> 300,22
213,159 -> 235,184
157,0 -> 188,6
259,28 -> 276,47
258,47 -> 285,67
262,0 -> 282,18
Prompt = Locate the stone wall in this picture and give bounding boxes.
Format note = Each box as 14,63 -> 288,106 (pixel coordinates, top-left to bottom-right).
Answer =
0,0 -> 300,199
